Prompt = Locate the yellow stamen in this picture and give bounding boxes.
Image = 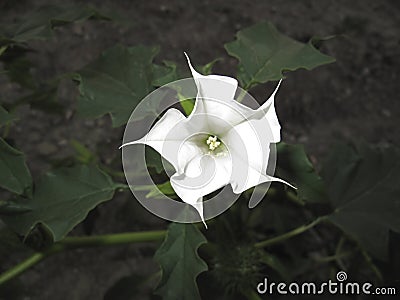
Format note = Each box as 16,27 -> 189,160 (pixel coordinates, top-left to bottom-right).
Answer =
206,135 -> 221,151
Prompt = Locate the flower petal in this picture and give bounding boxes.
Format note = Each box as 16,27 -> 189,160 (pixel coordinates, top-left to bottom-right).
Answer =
222,80 -> 293,194
249,79 -> 282,143
170,153 -> 232,226
120,108 -> 200,174
185,52 -> 238,103
185,53 -> 255,134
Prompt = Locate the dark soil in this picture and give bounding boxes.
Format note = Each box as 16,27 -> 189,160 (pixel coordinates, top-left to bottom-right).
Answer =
0,0 -> 399,299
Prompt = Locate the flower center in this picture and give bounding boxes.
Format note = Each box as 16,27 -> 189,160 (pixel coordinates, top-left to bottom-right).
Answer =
206,135 -> 221,151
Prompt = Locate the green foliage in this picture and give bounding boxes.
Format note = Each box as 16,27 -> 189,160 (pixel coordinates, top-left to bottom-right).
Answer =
145,146 -> 168,174
0,4 -> 110,45
0,105 -> 16,126
146,181 -> 175,199
152,61 -> 180,87
198,58 -> 221,75
0,200 -> 32,216
0,50 -> 62,114
1,165 -> 118,241
154,222 -> 208,300
225,21 -> 335,89
212,244 -> 264,295
322,143 -> 400,260
5,5 -> 396,298
17,81 -> 63,114
0,46 -> 6,56
0,138 -> 32,195
75,45 -> 166,127
179,93 -> 195,116
276,143 -> 328,204
70,139 -> 97,165
0,4 -> 112,116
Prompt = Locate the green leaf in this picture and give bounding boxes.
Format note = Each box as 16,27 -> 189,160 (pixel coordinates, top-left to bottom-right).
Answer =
70,139 -> 97,164
1,165 -> 117,241
0,46 -> 7,56
0,105 -> 16,126
154,222 -> 208,300
0,4 -> 110,45
152,61 -> 181,87
198,58 -> 221,75
322,143 -> 400,259
16,81 -> 64,114
179,93 -> 195,116
276,143 -> 328,204
0,200 -> 32,215
0,138 -> 32,195
145,146 -> 167,174
146,181 -> 175,199
225,21 -> 335,89
75,45 -> 160,127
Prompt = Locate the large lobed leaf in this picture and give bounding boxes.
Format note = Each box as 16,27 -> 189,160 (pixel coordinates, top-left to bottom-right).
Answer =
0,4 -> 110,45
225,21 -> 335,89
0,138 -> 32,195
322,143 -> 400,260
75,45 -> 168,127
154,222 -> 208,300
1,165 -> 118,241
276,143 -> 328,204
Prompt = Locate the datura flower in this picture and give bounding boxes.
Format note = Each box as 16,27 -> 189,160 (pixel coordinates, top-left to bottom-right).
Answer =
121,53 -> 293,227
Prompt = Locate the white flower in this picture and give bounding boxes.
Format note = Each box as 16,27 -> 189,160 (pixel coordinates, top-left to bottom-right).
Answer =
121,53 -> 293,227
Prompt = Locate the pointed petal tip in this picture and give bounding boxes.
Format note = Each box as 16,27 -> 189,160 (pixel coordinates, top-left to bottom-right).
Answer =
286,181 -> 297,190
202,220 -> 208,229
183,51 -> 192,68
271,79 -> 283,97
119,141 -> 138,150
266,175 -> 296,190
248,202 -> 257,209
183,52 -> 201,78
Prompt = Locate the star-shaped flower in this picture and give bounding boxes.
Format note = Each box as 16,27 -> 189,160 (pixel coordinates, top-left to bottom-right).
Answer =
121,54 -> 293,226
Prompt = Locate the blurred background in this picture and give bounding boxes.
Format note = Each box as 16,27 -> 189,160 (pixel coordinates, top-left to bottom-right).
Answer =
0,0 -> 399,299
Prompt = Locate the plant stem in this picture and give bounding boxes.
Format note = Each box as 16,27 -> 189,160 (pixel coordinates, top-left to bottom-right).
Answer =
254,216 -> 326,249
0,253 -> 45,285
0,230 -> 166,286
361,248 -> 383,282
314,250 -> 354,263
59,230 -> 166,248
